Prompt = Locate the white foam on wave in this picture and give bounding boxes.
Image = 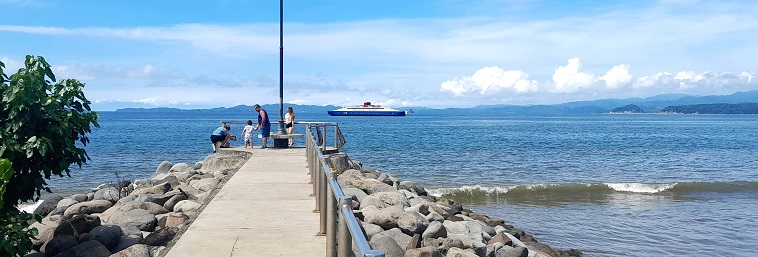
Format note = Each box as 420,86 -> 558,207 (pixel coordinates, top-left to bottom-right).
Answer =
605,183 -> 677,193
426,185 -> 515,197
19,199 -> 44,213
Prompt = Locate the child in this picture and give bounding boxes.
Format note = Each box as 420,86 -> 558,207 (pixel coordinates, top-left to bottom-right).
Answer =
241,120 -> 255,148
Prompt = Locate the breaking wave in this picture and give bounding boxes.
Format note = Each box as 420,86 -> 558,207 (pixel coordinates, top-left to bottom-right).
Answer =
426,182 -> 758,204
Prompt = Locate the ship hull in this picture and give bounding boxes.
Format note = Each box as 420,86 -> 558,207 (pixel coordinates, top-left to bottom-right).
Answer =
327,110 -> 406,116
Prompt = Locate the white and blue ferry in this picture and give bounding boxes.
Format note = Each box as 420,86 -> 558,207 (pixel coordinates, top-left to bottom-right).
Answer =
327,102 -> 410,116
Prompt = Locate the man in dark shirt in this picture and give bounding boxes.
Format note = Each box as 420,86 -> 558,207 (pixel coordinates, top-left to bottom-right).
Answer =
253,104 -> 270,149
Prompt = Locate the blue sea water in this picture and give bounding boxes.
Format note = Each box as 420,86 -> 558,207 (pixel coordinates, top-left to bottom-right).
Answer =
40,111 -> 758,257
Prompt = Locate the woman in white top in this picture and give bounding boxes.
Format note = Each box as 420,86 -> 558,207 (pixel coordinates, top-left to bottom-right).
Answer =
284,107 -> 296,146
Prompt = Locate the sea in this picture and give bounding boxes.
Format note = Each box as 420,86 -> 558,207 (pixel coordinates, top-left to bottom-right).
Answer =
22,110 -> 758,257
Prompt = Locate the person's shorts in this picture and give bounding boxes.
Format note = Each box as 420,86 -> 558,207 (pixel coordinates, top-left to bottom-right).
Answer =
261,125 -> 271,138
244,134 -> 252,142
210,135 -> 225,143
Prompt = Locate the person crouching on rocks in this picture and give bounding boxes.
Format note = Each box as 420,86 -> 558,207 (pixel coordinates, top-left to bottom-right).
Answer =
210,123 -> 231,153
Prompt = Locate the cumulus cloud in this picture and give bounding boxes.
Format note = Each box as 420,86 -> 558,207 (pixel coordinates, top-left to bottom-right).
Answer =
441,58 -> 758,101
440,66 -> 539,96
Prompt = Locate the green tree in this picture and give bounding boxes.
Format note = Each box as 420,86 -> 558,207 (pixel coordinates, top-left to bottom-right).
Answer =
0,56 -> 99,256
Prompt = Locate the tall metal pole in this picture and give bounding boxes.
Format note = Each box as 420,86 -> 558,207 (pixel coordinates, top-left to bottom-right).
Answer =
277,0 -> 286,134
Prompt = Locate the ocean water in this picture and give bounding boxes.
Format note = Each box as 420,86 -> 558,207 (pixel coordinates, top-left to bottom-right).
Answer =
34,111 -> 758,256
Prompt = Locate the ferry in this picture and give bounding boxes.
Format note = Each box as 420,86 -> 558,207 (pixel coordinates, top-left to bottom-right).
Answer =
327,102 -> 410,116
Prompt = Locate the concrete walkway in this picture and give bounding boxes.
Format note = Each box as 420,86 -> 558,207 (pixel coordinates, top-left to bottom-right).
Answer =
164,147 -> 324,257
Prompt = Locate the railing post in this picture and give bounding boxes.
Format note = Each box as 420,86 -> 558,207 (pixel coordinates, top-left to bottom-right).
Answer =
338,196 -> 353,257
318,157 -> 328,236
326,171 -> 338,257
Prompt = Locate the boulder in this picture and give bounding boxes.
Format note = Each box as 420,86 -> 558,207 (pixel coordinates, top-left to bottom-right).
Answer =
33,195 -> 64,217
111,244 -> 150,257
174,200 -> 202,213
405,246 -> 442,257
63,200 -> 113,218
148,246 -> 167,257
93,187 -> 121,202
71,194 -> 89,203
53,239 -> 111,257
362,205 -> 404,230
42,235 -> 78,256
141,182 -> 172,195
162,213 -> 190,228
406,202 -> 447,217
155,161 -> 174,175
324,152 -> 351,173
189,177 -> 219,192
194,161 -> 203,170
200,153 -> 248,173
88,225 -> 123,250
361,222 -> 384,240
108,202 -> 169,216
54,214 -> 101,238
30,215 -> 63,248
342,187 -> 368,203
374,228 -> 412,249
488,233 -> 513,246
407,234 -> 422,249
495,246 -> 528,257
352,179 -> 397,194
56,198 -> 78,208
112,234 -> 143,253
446,247 -> 479,257
134,194 -> 173,206
422,221 -> 447,240
163,193 -> 189,212
169,163 -> 192,173
377,173 -> 392,185
398,211 -> 430,235
359,195 -> 386,209
370,191 -> 410,208
144,227 -> 179,246
426,212 -> 445,223
525,242 -> 561,257
107,209 -> 157,232
368,234 -> 405,257
443,220 -> 486,247
48,206 -> 68,217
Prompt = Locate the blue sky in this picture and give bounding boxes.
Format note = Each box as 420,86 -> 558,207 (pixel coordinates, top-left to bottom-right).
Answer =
1,0 -> 756,110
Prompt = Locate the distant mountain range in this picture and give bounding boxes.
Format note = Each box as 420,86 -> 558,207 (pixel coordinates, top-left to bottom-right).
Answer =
115,90 -> 758,115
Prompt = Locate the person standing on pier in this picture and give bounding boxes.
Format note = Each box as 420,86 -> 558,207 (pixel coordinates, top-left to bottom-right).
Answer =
285,107 -> 296,146
254,104 -> 271,149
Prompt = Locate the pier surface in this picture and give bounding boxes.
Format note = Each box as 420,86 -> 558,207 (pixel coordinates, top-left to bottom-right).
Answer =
164,147 -> 324,257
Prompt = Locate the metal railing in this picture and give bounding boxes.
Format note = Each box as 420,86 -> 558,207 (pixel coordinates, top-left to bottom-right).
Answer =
306,123 -> 384,257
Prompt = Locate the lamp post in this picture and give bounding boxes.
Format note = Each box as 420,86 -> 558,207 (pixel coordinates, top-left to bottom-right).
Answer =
276,0 -> 286,135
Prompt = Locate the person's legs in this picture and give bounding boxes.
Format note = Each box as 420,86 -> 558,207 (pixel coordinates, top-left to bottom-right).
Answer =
261,125 -> 270,148
287,126 -> 294,145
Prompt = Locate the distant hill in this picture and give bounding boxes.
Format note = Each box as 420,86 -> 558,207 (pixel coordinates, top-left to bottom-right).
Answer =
114,90 -> 758,115
660,103 -> 758,114
610,104 -> 644,113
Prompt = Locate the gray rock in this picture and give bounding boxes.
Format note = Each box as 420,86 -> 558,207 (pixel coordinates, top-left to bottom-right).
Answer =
525,242 -> 561,257
93,187 -> 121,202
189,177 -> 219,192
111,244 -> 149,257
174,200 -> 202,213
88,225 -> 123,250
488,233 -> 513,246
107,209 -> 157,232
148,246 -> 167,257
163,193 -> 189,212
398,211 -> 430,235
54,239 -> 111,257
34,195 -> 64,217
369,234 -> 405,257
422,221 -> 447,240
169,163 -> 192,173
352,179 -> 397,194
426,212 -> 445,222
194,161 -> 203,170
71,194 -> 89,203
162,213 -> 190,228
443,220 -> 486,247
342,187 -> 368,203
362,205 -> 404,230
361,222 -> 384,240
375,228 -> 412,249
486,243 -> 505,257
110,202 -> 169,216
54,214 -> 101,238
405,246 -> 442,257
377,173 -> 392,185
370,191 -> 410,208
407,233 -> 422,249
495,246 -> 528,257
63,200 -> 113,218
111,234 -> 143,253
134,194 -> 173,206
144,227 -> 178,246
155,161 -> 174,174
48,206 -> 69,217
447,247 -> 479,257
56,198 -> 79,208
30,215 -> 63,248
359,195 -> 386,209
141,182 -> 172,195
42,235 -> 78,256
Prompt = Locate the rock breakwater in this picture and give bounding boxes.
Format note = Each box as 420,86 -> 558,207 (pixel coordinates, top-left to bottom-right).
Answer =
24,150 -> 251,257
335,155 -> 583,257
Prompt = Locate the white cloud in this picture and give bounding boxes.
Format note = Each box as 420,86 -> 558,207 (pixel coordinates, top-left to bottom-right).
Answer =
599,64 -> 633,89
440,66 -> 539,96
551,58 -> 595,93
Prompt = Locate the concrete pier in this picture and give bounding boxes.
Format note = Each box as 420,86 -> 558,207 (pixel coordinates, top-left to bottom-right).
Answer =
164,147 -> 324,257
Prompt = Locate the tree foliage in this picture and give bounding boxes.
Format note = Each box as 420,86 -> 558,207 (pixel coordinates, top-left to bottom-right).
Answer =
660,103 -> 758,114
0,55 -> 100,208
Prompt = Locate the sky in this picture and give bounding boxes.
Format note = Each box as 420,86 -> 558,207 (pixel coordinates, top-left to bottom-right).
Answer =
1,0 -> 757,110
